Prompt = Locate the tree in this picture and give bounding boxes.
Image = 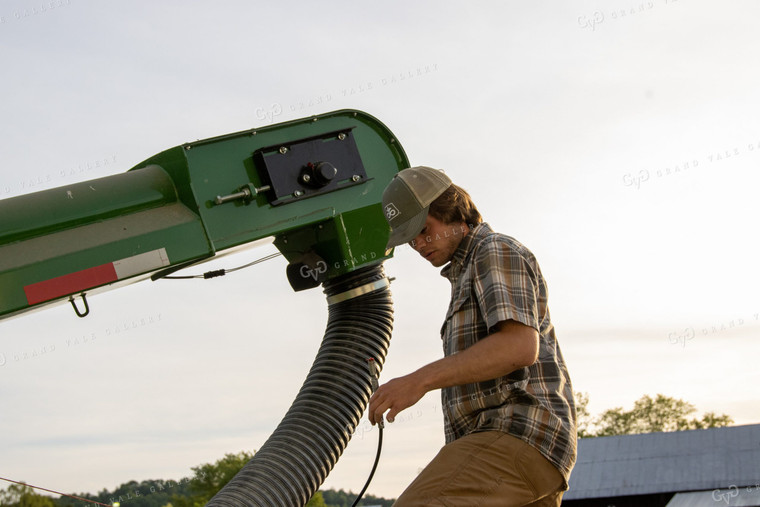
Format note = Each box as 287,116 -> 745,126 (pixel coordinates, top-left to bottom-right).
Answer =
577,392 -> 734,437
693,411 -> 734,429
6,452 -> 397,507
306,491 -> 328,507
0,482 -> 56,507
320,488 -> 395,507
170,451 -> 254,507
574,391 -> 594,438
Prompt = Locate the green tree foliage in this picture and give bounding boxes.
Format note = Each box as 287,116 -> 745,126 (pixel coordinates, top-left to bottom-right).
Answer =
0,482 -> 56,507
574,391 -> 593,439
170,451 -> 254,507
358,491 -> 397,506
694,411 -> 735,429
305,491 -> 327,507
52,479 -> 193,507
321,489 -> 394,507
576,392 -> 734,437
5,449 -> 396,507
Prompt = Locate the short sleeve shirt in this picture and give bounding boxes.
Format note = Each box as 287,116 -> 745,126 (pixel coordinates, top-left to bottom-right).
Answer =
439,223 -> 577,485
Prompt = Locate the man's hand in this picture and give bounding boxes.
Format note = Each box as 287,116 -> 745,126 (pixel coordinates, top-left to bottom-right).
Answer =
367,320 -> 537,426
369,373 -> 427,425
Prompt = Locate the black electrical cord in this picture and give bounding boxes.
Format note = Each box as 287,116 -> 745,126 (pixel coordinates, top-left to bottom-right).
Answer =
353,356 -> 384,507
351,424 -> 383,507
160,252 -> 282,279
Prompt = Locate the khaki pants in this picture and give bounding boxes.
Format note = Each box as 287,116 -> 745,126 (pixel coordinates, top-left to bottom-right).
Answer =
393,431 -> 564,507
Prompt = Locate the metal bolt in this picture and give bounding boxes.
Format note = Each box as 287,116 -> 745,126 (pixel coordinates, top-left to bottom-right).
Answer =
338,133 -> 346,141
302,174 -> 311,183
294,190 -> 304,197
351,175 -> 361,182
279,146 -> 288,154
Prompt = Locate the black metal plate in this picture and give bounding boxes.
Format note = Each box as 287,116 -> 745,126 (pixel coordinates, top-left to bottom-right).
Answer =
254,128 -> 368,206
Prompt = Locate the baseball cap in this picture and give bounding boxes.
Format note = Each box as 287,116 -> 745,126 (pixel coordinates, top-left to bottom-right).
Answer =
382,166 -> 452,249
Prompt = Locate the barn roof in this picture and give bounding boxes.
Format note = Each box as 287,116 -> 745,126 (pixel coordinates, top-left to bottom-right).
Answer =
563,424 -> 760,500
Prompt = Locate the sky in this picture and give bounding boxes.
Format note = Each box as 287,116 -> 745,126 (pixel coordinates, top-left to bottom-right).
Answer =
1,0 -> 759,501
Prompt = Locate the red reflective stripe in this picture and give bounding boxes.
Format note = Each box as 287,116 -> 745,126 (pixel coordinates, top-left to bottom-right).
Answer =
24,263 -> 118,305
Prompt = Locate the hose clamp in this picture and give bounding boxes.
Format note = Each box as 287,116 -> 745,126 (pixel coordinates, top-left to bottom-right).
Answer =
326,277 -> 390,306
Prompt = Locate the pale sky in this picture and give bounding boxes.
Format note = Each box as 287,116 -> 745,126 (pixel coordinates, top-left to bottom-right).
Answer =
1,0 -> 759,501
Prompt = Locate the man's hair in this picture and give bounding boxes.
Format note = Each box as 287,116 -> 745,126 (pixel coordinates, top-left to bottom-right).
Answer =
428,183 -> 482,226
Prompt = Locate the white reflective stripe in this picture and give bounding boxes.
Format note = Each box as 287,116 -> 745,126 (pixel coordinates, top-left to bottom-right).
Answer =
113,248 -> 170,279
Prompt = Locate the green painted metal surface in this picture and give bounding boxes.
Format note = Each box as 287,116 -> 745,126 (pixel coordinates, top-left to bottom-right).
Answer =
0,110 -> 408,320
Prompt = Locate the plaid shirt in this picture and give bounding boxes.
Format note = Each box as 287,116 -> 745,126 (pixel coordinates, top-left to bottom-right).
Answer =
439,223 -> 577,485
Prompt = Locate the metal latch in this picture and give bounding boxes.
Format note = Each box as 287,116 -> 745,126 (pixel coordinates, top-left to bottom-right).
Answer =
215,183 -> 271,205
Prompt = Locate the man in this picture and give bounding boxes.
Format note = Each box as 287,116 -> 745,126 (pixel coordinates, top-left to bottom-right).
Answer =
369,166 -> 576,506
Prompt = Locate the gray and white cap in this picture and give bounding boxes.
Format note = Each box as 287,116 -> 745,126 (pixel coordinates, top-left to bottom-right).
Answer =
382,166 -> 451,249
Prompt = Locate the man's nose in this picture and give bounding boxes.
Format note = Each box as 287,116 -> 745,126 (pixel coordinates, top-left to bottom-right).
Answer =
410,235 -> 426,252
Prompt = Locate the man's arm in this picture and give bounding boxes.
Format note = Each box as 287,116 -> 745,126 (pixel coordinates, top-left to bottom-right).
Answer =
368,319 -> 538,425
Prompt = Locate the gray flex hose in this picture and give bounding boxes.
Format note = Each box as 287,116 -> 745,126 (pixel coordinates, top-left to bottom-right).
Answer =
208,264 -> 394,506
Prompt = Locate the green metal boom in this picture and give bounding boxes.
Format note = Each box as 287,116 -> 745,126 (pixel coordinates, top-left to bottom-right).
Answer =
0,110 -> 408,320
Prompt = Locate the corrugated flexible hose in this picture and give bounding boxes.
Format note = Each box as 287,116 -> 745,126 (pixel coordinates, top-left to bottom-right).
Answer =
208,264 -> 394,506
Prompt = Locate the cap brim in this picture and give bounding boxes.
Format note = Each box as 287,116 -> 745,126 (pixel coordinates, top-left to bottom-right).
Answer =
386,206 -> 429,249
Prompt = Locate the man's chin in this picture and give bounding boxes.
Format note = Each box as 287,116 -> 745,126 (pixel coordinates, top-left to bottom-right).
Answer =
421,251 -> 447,267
